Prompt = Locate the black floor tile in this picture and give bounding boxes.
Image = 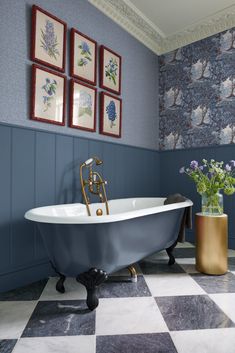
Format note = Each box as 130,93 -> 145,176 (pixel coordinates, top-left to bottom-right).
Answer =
98,275 -> 151,298
22,300 -> 95,337
0,340 -> 17,353
156,295 -> 235,331
96,333 -> 177,353
191,272 -> 235,293
173,248 -> 195,258
139,259 -> 185,274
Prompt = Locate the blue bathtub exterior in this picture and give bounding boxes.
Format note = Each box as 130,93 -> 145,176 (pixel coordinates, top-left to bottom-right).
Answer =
37,208 -> 184,277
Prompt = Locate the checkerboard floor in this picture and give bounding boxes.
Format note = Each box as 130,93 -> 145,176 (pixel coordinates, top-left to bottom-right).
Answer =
1,242 -> 235,353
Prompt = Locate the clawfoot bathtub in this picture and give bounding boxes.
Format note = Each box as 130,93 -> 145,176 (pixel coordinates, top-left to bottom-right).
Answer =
25,197 -> 192,310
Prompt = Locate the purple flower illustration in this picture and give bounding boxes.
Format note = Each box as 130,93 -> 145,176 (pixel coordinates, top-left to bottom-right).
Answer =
40,20 -> 59,60
106,100 -> 117,128
105,58 -> 118,85
42,78 -> 57,111
78,41 -> 92,67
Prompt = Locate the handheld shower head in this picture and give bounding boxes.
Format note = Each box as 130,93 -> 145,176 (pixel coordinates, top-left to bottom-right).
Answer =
84,158 -> 94,167
81,157 -> 103,168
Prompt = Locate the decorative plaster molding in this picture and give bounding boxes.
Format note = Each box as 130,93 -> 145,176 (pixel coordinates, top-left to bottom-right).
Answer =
88,0 -> 235,55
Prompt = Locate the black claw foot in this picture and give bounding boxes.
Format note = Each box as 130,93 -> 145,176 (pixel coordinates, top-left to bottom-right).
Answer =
166,240 -> 177,266
76,268 -> 108,311
56,275 -> 66,293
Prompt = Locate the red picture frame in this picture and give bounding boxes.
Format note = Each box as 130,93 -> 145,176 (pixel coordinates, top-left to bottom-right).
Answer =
69,79 -> 97,132
100,91 -> 122,138
100,45 -> 122,95
31,5 -> 67,72
70,28 -> 97,86
31,64 -> 66,126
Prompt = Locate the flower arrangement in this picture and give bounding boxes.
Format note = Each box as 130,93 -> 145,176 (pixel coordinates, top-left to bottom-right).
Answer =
180,159 -> 235,214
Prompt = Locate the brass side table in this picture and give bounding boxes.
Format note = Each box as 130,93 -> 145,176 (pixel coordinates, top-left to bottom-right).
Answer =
195,213 -> 228,275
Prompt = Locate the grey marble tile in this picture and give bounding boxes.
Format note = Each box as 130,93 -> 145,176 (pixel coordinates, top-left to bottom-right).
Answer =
191,272 -> 235,293
156,295 -> 235,331
96,333 -> 177,353
0,340 -> 17,353
173,248 -> 196,258
139,259 -> 185,274
97,275 -> 151,298
0,280 -> 48,301
228,257 -> 235,271
22,300 -> 95,337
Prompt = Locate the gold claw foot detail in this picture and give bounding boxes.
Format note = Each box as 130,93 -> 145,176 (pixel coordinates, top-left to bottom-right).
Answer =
127,265 -> 137,282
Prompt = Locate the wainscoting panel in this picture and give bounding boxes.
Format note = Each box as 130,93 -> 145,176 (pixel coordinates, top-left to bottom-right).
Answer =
0,123 -> 159,292
0,126 -> 11,272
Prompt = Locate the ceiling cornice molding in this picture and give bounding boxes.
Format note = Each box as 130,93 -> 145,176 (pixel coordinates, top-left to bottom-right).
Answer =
161,9 -> 235,54
88,0 -> 163,53
88,0 -> 235,55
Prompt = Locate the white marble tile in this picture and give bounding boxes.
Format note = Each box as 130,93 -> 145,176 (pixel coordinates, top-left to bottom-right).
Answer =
144,273 -> 205,296
209,293 -> 235,322
96,297 -> 168,335
228,249 -> 235,257
176,258 -> 196,265
171,328 -> 235,353
12,336 -> 95,353
176,242 -> 195,248
0,301 -> 36,339
40,277 -> 86,301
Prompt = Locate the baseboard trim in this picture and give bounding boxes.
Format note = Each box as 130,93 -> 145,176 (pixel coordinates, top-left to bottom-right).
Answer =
0,261 -> 53,293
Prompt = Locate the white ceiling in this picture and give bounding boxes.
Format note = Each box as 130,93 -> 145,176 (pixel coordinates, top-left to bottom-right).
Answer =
128,0 -> 235,37
88,0 -> 235,54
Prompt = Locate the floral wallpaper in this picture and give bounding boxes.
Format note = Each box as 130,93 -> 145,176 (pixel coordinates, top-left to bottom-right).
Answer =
159,27 -> 235,150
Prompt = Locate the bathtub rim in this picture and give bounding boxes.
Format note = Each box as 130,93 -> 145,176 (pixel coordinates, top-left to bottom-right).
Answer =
24,197 -> 193,224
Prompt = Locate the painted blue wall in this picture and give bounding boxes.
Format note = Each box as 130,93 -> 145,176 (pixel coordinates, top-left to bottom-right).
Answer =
0,122 -> 159,292
159,28 -> 235,150
0,0 -> 159,150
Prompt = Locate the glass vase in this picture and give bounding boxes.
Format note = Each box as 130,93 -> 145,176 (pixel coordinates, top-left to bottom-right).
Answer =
201,192 -> 223,215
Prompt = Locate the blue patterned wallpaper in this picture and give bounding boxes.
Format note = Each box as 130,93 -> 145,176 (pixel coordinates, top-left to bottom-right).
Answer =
159,28 -> 235,150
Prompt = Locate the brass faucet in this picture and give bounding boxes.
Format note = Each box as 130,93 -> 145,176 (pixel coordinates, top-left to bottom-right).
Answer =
80,157 -> 109,216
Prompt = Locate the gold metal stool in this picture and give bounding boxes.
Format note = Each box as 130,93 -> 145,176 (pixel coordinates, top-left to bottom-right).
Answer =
195,213 -> 228,275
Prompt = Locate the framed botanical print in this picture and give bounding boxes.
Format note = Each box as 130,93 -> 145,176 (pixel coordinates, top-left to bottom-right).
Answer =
31,5 -> 67,72
100,92 -> 122,138
100,45 -> 121,95
31,64 -> 66,125
70,80 -> 97,132
70,28 -> 97,86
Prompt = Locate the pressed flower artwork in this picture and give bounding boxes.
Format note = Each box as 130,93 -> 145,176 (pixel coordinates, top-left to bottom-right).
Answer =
70,29 -> 97,86
100,92 -> 122,138
31,64 -> 66,125
100,46 -> 121,95
31,5 -> 66,72
70,80 -> 97,132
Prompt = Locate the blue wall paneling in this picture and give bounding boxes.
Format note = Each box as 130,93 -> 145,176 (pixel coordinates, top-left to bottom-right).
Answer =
0,123 -> 160,292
